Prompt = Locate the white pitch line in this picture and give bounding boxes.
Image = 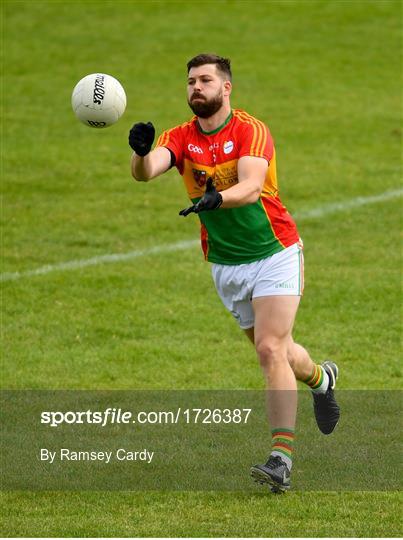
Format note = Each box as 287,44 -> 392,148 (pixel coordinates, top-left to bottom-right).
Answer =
0,240 -> 199,283
1,188 -> 402,283
293,188 -> 403,220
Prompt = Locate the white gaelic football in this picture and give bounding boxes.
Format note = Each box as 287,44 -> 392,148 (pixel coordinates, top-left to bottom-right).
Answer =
71,73 -> 127,128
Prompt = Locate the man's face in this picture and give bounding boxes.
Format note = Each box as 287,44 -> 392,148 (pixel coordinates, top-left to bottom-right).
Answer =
187,64 -> 230,118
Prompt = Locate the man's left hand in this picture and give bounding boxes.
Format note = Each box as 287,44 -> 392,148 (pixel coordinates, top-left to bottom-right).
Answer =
179,178 -> 223,217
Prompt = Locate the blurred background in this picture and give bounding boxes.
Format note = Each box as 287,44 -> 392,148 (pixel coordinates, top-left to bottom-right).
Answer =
1,1 -> 401,535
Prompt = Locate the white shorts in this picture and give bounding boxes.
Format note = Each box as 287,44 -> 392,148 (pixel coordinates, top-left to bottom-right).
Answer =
211,242 -> 304,329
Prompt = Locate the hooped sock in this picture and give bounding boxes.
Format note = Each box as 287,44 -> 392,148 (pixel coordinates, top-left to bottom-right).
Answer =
303,364 -> 329,394
270,427 -> 295,469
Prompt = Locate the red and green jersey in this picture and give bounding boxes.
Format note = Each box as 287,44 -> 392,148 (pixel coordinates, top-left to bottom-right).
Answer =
155,109 -> 299,265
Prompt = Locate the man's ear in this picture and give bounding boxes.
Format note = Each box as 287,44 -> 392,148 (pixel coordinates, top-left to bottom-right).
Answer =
223,80 -> 232,97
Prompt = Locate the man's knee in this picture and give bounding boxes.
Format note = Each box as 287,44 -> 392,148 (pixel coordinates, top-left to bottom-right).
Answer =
255,338 -> 287,370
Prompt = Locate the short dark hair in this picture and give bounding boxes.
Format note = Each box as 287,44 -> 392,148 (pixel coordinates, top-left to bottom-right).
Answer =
187,54 -> 232,81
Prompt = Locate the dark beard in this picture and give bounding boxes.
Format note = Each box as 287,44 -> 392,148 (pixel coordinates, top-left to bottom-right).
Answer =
188,93 -> 223,118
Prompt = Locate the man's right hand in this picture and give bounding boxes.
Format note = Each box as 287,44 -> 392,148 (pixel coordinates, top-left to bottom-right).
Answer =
128,122 -> 155,156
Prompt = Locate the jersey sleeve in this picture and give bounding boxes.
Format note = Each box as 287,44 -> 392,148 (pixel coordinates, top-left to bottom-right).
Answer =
238,120 -> 274,162
155,125 -> 184,171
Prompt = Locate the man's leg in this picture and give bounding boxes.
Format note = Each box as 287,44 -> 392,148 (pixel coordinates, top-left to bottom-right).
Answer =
250,295 -> 299,492
252,295 -> 299,418
245,325 -> 340,436
245,327 -> 314,379
287,337 -> 340,434
287,338 -> 316,380
245,328 -> 328,386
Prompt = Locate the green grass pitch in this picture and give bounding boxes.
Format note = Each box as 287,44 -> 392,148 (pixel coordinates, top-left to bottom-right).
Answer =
1,0 -> 402,537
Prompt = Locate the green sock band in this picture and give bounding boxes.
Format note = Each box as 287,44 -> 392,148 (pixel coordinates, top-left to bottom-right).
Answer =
271,427 -> 295,459
303,364 -> 324,389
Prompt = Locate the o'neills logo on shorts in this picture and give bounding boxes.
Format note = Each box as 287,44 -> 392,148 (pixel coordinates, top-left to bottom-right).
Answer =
192,169 -> 207,187
93,74 -> 105,105
275,281 -> 296,289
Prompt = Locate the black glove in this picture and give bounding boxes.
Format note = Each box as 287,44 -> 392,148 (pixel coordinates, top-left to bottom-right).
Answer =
179,177 -> 223,217
128,122 -> 155,156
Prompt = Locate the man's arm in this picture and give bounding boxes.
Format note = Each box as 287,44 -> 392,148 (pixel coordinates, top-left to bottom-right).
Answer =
131,147 -> 172,182
179,156 -> 268,216
129,121 -> 173,182
220,155 -> 268,208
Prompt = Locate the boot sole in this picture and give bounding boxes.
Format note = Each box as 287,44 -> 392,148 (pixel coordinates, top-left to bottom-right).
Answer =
250,466 -> 290,493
